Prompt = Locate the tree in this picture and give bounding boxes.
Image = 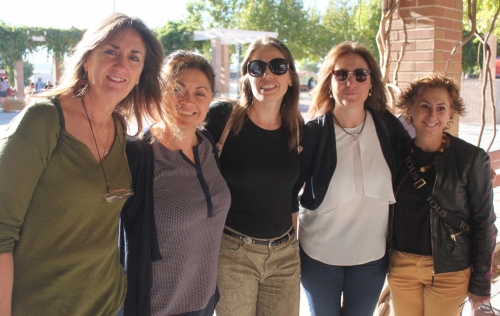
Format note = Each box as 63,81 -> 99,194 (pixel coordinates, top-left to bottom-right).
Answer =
154,21 -> 197,56
187,0 -> 311,60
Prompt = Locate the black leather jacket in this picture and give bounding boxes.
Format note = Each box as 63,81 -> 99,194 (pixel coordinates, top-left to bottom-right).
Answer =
293,108 -> 411,211
390,134 -> 496,296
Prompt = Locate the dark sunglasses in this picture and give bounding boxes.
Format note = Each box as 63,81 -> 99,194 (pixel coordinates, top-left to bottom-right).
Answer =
247,58 -> 289,77
332,69 -> 371,83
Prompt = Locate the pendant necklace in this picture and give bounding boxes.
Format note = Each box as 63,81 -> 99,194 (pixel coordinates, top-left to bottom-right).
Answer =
81,98 -> 111,159
333,110 -> 367,138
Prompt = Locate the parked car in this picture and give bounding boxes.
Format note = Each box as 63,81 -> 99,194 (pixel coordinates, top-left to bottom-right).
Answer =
496,56 -> 500,78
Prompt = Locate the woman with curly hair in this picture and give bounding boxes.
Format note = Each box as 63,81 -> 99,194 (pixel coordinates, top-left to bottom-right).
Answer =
388,73 -> 496,315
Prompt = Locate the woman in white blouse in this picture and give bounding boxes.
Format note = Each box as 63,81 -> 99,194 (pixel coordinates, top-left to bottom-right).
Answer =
293,41 -> 410,316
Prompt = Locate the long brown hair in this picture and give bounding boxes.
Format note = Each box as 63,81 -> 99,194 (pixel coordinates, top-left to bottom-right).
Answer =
230,37 -> 303,151
308,41 -> 388,118
36,13 -> 165,135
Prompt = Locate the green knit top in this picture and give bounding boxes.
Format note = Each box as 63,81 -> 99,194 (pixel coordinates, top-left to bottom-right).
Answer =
0,98 -> 128,315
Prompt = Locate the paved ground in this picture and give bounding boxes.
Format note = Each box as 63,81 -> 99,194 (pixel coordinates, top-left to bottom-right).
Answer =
1,109 -> 499,315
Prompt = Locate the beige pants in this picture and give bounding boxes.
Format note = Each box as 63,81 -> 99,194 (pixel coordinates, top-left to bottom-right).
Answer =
388,250 -> 470,316
215,228 -> 300,316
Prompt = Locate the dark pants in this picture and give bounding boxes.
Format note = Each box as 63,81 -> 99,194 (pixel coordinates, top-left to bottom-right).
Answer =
300,246 -> 388,316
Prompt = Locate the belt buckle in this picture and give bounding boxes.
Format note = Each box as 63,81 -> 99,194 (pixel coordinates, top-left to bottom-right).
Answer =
414,178 -> 426,189
243,236 -> 253,244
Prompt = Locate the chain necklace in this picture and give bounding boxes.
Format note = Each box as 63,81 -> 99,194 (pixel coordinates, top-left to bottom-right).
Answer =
81,98 -> 111,157
333,110 -> 367,138
411,134 -> 447,173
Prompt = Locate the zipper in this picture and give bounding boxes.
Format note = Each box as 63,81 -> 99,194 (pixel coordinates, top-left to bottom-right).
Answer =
450,231 -> 463,252
431,269 -> 435,287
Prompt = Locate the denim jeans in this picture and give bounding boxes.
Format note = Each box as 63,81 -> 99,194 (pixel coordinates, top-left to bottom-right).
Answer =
300,246 -> 388,316
216,227 -> 300,316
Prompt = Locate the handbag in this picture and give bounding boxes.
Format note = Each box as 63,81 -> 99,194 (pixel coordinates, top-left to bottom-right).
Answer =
403,147 -> 471,234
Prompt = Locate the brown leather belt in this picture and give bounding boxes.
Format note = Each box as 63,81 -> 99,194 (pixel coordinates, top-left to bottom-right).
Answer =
223,228 -> 295,247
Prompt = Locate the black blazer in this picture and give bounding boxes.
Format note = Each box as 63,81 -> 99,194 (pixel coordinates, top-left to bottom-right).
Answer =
293,108 -> 411,212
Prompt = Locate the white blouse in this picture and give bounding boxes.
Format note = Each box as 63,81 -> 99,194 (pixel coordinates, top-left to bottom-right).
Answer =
299,111 -> 395,266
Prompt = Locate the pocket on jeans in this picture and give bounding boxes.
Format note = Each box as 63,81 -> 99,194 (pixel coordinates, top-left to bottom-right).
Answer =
221,233 -> 242,250
460,266 -> 471,279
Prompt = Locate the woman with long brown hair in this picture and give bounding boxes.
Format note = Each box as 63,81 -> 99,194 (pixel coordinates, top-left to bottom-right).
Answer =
206,37 -> 303,316
293,41 -> 410,316
0,13 -> 164,316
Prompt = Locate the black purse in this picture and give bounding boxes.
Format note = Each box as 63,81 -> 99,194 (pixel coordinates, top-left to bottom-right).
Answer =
403,148 -> 471,234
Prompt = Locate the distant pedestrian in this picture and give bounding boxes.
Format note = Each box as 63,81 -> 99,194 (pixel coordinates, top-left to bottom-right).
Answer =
34,77 -> 45,92
45,81 -> 54,89
24,82 -> 35,97
0,77 -> 8,106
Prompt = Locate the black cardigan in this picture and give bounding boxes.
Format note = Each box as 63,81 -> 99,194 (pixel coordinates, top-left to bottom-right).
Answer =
119,129 -> 220,316
293,108 -> 411,211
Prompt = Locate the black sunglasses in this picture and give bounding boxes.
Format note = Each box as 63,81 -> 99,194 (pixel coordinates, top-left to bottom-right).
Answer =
247,58 -> 289,77
332,69 -> 371,83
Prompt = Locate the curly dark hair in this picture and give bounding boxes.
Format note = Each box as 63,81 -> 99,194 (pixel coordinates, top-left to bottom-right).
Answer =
396,73 -> 466,125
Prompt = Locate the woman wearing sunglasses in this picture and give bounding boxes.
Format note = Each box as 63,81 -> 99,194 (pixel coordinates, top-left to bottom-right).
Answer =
388,74 -> 496,315
120,50 -> 230,316
0,13 -> 164,316
293,41 -> 411,316
205,37 -> 303,316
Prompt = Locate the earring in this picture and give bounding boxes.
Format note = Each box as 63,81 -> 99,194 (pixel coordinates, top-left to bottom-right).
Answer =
328,90 -> 333,99
73,71 -> 89,97
368,88 -> 372,96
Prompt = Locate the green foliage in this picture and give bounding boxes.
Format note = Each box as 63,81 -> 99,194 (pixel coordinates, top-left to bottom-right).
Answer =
0,22 -> 84,78
23,62 -> 35,86
188,0 -> 311,60
185,0 -> 382,70
154,21 -> 197,56
461,30 -> 482,76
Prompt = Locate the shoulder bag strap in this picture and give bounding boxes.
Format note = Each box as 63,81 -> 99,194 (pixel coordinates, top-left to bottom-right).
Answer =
403,149 -> 471,233
215,109 -> 236,157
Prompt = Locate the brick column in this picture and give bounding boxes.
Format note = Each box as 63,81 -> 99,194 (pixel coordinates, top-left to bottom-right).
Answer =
390,0 -> 463,135
53,54 -> 62,85
220,44 -> 230,97
13,59 -> 24,101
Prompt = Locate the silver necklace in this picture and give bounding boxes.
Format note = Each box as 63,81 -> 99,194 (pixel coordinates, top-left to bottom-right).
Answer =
333,111 -> 367,138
